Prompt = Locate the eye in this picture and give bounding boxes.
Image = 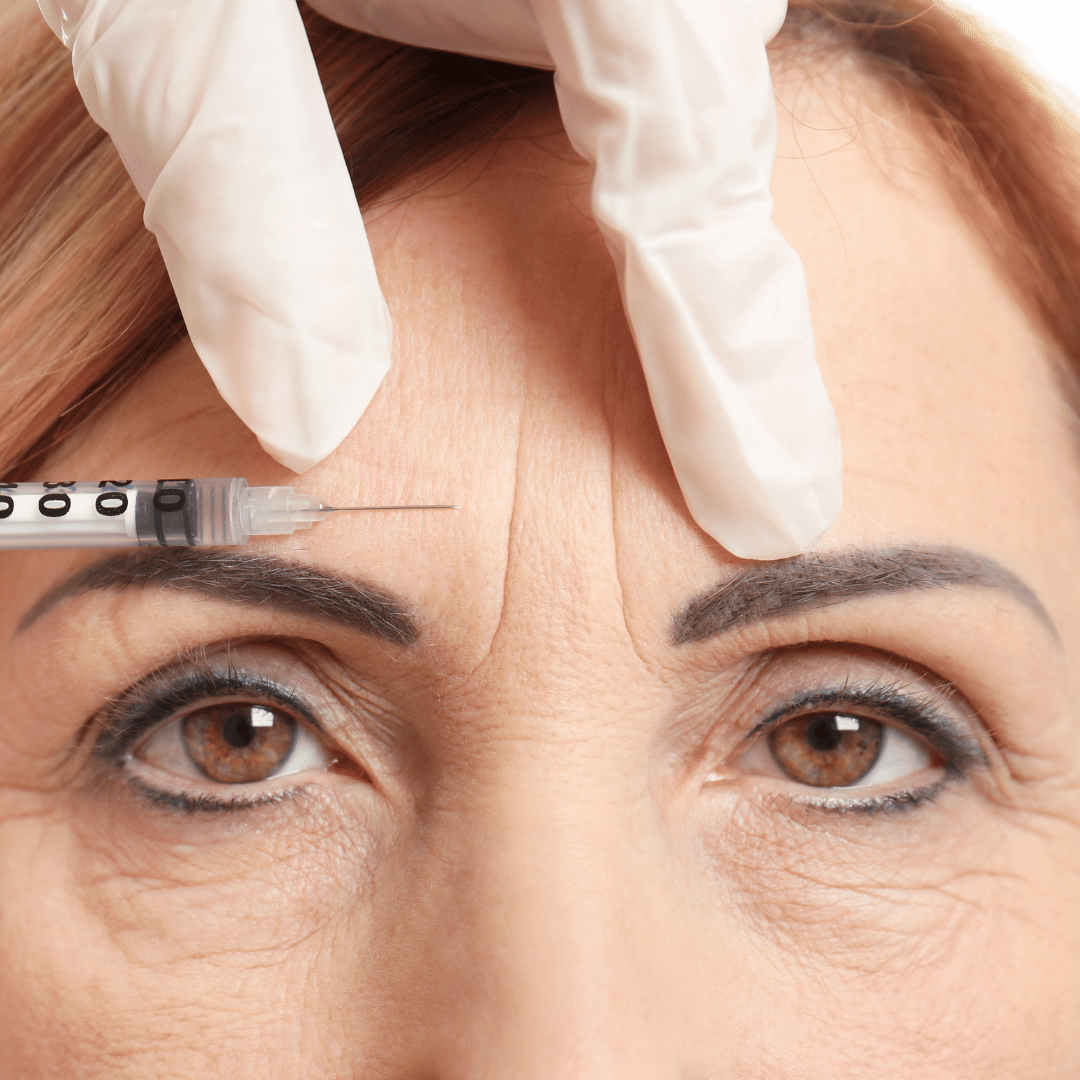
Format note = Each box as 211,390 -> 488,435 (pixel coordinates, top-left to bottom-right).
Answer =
733,709 -> 939,794
766,712 -> 930,788
131,700 -> 334,789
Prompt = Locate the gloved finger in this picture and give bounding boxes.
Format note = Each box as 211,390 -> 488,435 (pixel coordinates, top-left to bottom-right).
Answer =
530,0 -> 841,559
38,0 -> 393,474
307,0 -> 551,66
752,0 -> 788,41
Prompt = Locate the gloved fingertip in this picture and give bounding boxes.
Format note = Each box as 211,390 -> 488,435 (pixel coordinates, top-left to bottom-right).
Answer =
755,0 -> 788,43
684,498 -> 840,562
703,501 -> 840,562
255,435 -> 325,476
663,386 -> 844,563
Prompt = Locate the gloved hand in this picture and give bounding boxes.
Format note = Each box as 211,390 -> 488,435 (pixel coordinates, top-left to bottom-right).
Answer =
37,0 -> 842,560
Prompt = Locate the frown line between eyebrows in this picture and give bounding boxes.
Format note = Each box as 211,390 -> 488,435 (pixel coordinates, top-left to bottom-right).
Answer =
15,549 -> 420,644
671,546 -> 1057,645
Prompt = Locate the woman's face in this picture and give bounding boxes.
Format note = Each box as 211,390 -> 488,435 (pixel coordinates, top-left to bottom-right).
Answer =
1,60 -> 1078,1078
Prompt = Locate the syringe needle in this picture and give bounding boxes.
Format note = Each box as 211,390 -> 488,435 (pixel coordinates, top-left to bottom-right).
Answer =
323,504 -> 461,512
0,478 -> 459,551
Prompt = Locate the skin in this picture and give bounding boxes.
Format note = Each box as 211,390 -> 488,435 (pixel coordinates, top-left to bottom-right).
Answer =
0,51 -> 1078,1079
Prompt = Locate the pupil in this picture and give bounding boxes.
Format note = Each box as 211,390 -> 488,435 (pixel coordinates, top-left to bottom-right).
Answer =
221,710 -> 256,749
807,715 -> 842,753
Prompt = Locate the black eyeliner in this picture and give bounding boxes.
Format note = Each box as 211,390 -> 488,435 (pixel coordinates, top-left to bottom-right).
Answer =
94,665 -> 320,762
124,775 -> 304,815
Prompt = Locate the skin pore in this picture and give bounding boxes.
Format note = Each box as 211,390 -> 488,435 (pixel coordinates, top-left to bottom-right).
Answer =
0,50 -> 1078,1079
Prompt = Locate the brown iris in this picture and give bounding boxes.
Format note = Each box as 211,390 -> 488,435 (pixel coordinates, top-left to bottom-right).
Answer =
768,713 -> 884,787
182,704 -> 297,784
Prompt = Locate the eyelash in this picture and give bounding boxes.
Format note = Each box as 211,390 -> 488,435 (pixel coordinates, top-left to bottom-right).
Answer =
125,776 -> 302,814
744,680 -> 983,817
95,665 -> 327,814
795,784 -> 948,817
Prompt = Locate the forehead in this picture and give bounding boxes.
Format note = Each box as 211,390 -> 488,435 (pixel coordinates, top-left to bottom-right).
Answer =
768,55 -> 1080,631
13,60 -> 1080,660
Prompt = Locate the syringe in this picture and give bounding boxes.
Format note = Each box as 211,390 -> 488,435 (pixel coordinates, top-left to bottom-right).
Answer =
0,479 -> 459,550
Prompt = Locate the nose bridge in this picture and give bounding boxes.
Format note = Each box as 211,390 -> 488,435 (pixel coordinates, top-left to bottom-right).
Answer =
464,749 -> 662,998
380,736 -> 732,1080
435,774 -> 663,1076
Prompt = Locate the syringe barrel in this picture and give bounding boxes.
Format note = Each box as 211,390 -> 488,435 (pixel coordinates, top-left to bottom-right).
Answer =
0,479 -> 247,549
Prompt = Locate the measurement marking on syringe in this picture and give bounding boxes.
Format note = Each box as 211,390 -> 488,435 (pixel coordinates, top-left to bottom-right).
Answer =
0,479 -> 460,550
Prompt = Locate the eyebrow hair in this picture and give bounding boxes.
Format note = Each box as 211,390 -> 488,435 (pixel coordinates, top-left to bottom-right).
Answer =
16,548 -> 419,644
671,546 -> 1055,645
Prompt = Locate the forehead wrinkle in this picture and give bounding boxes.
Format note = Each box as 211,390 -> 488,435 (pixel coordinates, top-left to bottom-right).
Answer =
467,390 -> 526,675
603,344 -> 681,678
605,380 -> 655,678
463,337 -> 643,688
672,546 -> 1056,645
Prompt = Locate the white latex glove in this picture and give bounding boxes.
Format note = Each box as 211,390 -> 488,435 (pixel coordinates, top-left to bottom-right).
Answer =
38,0 -> 842,560
37,0 -> 393,473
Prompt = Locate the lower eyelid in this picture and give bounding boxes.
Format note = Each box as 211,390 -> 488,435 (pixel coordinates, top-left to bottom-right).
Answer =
123,774 -> 310,815
793,779 -> 951,816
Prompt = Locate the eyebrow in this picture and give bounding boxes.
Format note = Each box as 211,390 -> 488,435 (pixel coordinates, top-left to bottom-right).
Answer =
671,546 -> 1055,645
16,548 -> 419,644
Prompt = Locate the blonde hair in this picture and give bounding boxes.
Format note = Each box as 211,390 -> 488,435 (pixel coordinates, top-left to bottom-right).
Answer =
0,0 -> 1077,475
